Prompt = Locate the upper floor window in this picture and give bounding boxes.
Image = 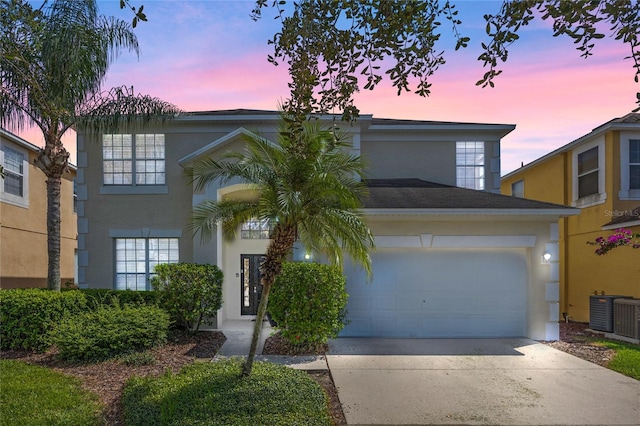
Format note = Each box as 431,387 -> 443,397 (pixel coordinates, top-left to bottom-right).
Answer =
0,144 -> 29,208
241,219 -> 273,239
619,136 -> 640,200
629,139 -> 639,190
511,180 -> 524,198
577,146 -> 598,198
456,141 -> 485,190
103,134 -> 165,186
114,237 -> 179,291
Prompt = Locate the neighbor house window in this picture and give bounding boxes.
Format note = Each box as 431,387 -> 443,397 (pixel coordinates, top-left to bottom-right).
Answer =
0,144 -> 29,208
2,146 -> 24,196
103,134 -> 165,185
630,139 -> 640,190
511,180 -> 524,198
241,219 -> 273,239
577,146 -> 598,198
456,141 -> 485,190
114,237 -> 178,290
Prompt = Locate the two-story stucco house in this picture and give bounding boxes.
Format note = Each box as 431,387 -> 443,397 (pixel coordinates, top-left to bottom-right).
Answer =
501,113 -> 640,324
1,128 -> 77,288
76,109 -> 577,341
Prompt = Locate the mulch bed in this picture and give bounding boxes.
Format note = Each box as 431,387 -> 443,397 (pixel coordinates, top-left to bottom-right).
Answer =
1,329 -> 348,426
542,322 -> 617,367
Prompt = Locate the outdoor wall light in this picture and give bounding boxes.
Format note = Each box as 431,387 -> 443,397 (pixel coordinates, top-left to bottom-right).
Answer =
304,253 -> 311,260
542,252 -> 552,264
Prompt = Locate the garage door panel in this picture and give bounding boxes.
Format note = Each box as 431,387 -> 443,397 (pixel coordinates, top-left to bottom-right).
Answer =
341,249 -> 527,338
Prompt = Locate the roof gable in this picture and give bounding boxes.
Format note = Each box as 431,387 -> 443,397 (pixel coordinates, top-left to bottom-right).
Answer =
178,127 -> 261,166
503,113 -> 640,179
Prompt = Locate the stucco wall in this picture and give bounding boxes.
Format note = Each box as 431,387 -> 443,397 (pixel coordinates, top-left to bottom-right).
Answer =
1,143 -> 76,288
501,127 -> 640,323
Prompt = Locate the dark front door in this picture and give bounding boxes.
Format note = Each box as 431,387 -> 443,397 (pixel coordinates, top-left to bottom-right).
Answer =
240,254 -> 264,315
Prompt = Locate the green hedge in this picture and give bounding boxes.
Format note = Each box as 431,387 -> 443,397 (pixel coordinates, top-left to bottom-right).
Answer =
0,289 -> 88,351
151,263 -> 223,331
54,305 -> 170,362
269,262 -> 348,348
0,288 -> 167,352
77,288 -> 165,308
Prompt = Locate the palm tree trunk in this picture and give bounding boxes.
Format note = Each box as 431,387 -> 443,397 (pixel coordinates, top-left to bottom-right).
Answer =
46,175 -> 62,291
241,224 -> 297,377
35,137 -> 69,292
241,278 -> 273,377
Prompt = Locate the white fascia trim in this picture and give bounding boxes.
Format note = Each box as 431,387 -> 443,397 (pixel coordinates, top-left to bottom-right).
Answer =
178,127 -> 259,166
431,235 -> 537,248
502,121 -> 640,179
372,234 -> 536,248
602,220 -> 640,231
0,128 -> 41,152
374,235 -> 423,248
363,208 -> 580,217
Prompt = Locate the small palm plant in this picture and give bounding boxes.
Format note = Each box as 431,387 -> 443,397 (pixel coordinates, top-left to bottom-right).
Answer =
189,119 -> 374,376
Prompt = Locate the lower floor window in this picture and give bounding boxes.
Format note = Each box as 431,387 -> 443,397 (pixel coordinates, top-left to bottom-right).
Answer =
115,238 -> 179,290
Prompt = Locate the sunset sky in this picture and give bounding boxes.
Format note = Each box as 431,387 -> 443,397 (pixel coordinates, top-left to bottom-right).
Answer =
15,0 -> 638,175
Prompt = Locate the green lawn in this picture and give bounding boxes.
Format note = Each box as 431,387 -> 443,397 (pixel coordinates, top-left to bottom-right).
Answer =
0,360 -> 103,426
593,339 -> 640,380
122,358 -> 331,426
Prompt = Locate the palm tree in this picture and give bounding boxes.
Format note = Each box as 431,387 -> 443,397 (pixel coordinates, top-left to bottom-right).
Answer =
0,0 -> 180,290
190,119 -> 374,376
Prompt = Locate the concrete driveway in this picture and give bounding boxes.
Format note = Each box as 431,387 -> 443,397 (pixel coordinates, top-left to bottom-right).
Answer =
327,338 -> 640,426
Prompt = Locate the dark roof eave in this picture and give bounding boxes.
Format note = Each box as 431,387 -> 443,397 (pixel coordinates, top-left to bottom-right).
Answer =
363,208 -> 580,218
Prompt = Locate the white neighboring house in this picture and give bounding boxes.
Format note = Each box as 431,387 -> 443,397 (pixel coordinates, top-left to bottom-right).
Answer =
76,110 -> 578,340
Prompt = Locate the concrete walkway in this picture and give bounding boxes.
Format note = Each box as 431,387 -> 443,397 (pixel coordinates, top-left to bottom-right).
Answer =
214,320 -> 327,370
327,338 -> 640,426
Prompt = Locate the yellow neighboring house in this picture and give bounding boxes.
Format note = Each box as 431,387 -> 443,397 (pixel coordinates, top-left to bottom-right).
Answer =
0,128 -> 77,288
502,113 -> 640,323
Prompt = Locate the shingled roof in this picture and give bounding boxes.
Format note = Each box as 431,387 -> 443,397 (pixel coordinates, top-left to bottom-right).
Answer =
602,205 -> 640,228
363,179 -> 574,210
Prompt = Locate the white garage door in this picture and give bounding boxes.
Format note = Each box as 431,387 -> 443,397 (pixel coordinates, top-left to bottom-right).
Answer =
341,249 -> 527,338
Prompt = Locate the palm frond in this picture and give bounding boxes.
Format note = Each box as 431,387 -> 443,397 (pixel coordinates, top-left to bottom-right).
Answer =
75,86 -> 182,135
188,199 -> 260,244
188,115 -> 374,273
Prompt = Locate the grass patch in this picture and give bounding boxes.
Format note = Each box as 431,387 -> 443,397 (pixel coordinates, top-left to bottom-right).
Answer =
0,360 -> 102,426
123,358 -> 331,426
593,339 -> 640,380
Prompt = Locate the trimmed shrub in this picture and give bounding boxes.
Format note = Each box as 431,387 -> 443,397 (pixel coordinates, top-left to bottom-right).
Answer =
151,263 -> 223,332
77,288 -> 165,309
54,305 -> 170,362
0,289 -> 87,351
123,359 -> 330,426
269,262 -> 348,348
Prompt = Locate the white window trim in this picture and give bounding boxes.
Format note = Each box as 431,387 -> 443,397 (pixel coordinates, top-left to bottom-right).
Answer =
0,143 -> 29,209
111,229 -> 182,291
101,133 -> 167,194
572,137 -> 606,207
456,141 -> 486,191
619,132 -> 640,200
511,179 -> 524,198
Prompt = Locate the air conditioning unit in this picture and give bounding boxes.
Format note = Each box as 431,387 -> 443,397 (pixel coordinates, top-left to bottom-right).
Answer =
614,299 -> 640,339
589,295 -> 633,332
